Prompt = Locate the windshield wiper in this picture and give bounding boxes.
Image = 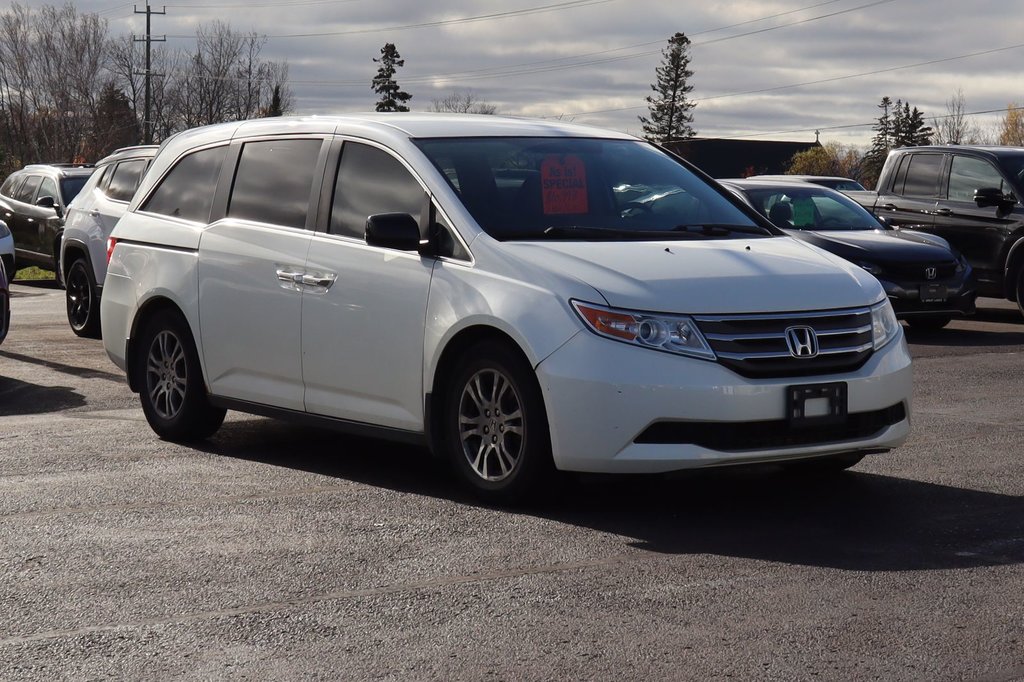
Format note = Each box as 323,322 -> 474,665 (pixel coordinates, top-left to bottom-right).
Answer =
672,223 -> 774,236
543,226 -> 702,240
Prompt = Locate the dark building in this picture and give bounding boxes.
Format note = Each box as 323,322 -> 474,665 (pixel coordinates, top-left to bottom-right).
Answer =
664,138 -> 820,179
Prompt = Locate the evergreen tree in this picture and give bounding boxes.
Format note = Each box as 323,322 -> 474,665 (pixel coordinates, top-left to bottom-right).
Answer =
639,32 -> 695,143
861,96 -> 893,187
265,85 -> 284,117
371,43 -> 412,112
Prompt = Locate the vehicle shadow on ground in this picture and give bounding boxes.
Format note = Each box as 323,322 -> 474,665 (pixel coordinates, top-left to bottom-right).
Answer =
903,324 -> 1024,347
0,376 -> 86,414
202,418 -> 1024,573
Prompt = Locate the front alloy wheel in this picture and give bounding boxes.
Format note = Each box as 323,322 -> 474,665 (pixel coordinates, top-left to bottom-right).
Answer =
458,368 -> 526,481
445,341 -> 554,503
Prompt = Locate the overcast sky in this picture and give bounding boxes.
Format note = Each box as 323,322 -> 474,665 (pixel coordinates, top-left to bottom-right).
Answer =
63,0 -> 1024,146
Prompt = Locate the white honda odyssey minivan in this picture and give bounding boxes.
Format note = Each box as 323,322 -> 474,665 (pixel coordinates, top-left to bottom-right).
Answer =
101,114 -> 911,502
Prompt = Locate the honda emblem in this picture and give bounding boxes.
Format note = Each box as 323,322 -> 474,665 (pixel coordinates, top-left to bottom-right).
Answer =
785,326 -> 819,359
925,266 -> 938,280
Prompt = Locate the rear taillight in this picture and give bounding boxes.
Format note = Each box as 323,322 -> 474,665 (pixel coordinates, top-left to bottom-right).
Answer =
106,237 -> 118,263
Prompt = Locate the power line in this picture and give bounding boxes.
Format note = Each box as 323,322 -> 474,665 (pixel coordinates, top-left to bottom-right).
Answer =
564,41 -> 1024,119
163,0 -> 617,39
715,105 -> 1023,140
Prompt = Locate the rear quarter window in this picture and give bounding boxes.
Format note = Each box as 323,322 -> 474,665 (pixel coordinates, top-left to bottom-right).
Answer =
107,159 -> 149,203
142,146 -> 228,223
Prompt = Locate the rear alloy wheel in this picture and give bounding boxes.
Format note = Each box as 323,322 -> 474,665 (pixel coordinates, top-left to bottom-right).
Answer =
1016,266 -> 1024,319
65,258 -> 100,338
137,309 -> 226,441
444,341 -> 554,503
906,315 -> 952,330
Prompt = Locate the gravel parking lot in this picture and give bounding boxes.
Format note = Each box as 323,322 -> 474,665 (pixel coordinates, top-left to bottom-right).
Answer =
1,281 -> 1022,681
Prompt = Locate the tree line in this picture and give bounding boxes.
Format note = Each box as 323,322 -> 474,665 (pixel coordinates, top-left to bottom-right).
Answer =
0,3 -> 293,176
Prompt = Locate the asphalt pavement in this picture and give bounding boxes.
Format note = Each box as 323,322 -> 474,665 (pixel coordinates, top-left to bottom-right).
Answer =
1,280 -> 1022,681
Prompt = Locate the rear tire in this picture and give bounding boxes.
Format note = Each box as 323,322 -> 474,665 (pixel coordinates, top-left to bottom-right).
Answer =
906,315 -> 951,330
443,340 -> 554,504
136,309 -> 226,441
65,258 -> 101,338
1015,266 -> 1024,319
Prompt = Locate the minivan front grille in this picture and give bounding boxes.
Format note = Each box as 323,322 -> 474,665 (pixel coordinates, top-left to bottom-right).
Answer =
695,307 -> 874,378
881,261 -> 956,281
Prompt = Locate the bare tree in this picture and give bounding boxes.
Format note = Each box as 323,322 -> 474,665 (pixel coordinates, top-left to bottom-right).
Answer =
0,3 -> 110,170
931,89 -> 983,145
430,90 -> 496,115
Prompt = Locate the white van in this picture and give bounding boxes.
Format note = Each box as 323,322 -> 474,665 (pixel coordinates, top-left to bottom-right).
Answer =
101,114 -> 911,502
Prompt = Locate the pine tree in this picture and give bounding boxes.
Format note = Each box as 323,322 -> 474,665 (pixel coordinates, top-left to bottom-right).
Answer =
265,85 -> 284,117
639,32 -> 696,143
861,96 -> 893,186
371,43 -> 412,112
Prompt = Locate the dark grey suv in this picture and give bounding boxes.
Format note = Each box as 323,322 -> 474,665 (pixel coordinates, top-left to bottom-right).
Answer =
0,163 -> 95,274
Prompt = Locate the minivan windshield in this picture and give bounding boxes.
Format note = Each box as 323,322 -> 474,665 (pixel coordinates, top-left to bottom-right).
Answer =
414,137 -> 772,241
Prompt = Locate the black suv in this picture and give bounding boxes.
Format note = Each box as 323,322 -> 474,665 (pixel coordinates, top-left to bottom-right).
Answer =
0,163 -> 95,274
864,146 -> 1024,312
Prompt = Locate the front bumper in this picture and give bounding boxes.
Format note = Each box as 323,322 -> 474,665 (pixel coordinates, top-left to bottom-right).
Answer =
881,271 -> 977,318
535,329 -> 912,473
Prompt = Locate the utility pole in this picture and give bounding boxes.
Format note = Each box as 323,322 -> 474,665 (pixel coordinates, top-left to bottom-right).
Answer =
134,4 -> 166,145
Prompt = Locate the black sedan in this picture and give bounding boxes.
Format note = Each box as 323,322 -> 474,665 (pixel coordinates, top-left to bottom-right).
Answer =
721,179 -> 976,329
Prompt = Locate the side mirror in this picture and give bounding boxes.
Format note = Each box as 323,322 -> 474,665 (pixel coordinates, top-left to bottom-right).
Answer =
365,213 -> 422,252
974,187 -> 1013,209
875,214 -> 893,229
35,195 -> 56,209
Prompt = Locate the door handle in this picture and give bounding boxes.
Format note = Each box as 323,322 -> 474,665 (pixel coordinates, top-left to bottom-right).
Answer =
276,268 -> 304,283
301,273 -> 336,290
881,203 -> 898,211
89,209 -> 100,217
934,208 -> 952,216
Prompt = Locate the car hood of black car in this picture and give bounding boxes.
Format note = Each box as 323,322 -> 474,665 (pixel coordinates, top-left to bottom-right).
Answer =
785,228 -> 956,265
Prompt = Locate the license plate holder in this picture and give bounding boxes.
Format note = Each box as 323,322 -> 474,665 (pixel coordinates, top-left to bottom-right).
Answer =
786,382 -> 848,428
920,283 -> 947,303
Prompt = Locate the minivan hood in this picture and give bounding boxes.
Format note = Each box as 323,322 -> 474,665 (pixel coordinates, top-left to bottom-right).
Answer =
500,237 -> 883,314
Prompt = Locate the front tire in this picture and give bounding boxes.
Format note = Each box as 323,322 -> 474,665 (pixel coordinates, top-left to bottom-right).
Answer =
65,258 -> 100,338
443,341 -> 554,503
136,309 -> 226,441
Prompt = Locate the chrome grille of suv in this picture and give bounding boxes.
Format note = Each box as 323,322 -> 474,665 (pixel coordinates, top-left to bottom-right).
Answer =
695,307 -> 874,378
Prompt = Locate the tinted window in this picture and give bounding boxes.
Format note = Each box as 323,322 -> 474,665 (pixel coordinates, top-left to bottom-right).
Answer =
414,137 -> 762,241
228,139 -> 322,229
902,154 -> 943,197
1,173 -> 22,197
890,155 -> 910,193
143,146 -> 227,222
38,177 -> 58,202
107,159 -> 148,202
330,142 -> 425,239
60,176 -> 89,204
14,175 -> 41,203
742,186 -> 878,230
947,156 -> 1006,201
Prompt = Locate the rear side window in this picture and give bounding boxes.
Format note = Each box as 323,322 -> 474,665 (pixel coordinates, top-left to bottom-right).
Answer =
228,139 -> 323,229
13,175 -> 41,203
107,159 -> 148,202
330,142 -> 425,239
901,154 -> 943,198
143,146 -> 227,223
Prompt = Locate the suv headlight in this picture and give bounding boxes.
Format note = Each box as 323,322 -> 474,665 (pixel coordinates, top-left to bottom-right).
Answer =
857,261 -> 883,276
571,300 -> 716,360
871,299 -> 900,350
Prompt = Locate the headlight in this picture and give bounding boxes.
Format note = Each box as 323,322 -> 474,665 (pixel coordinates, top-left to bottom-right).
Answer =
870,299 -> 900,350
955,253 -> 968,273
0,220 -> 9,238
571,300 -> 716,360
857,261 -> 883,276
